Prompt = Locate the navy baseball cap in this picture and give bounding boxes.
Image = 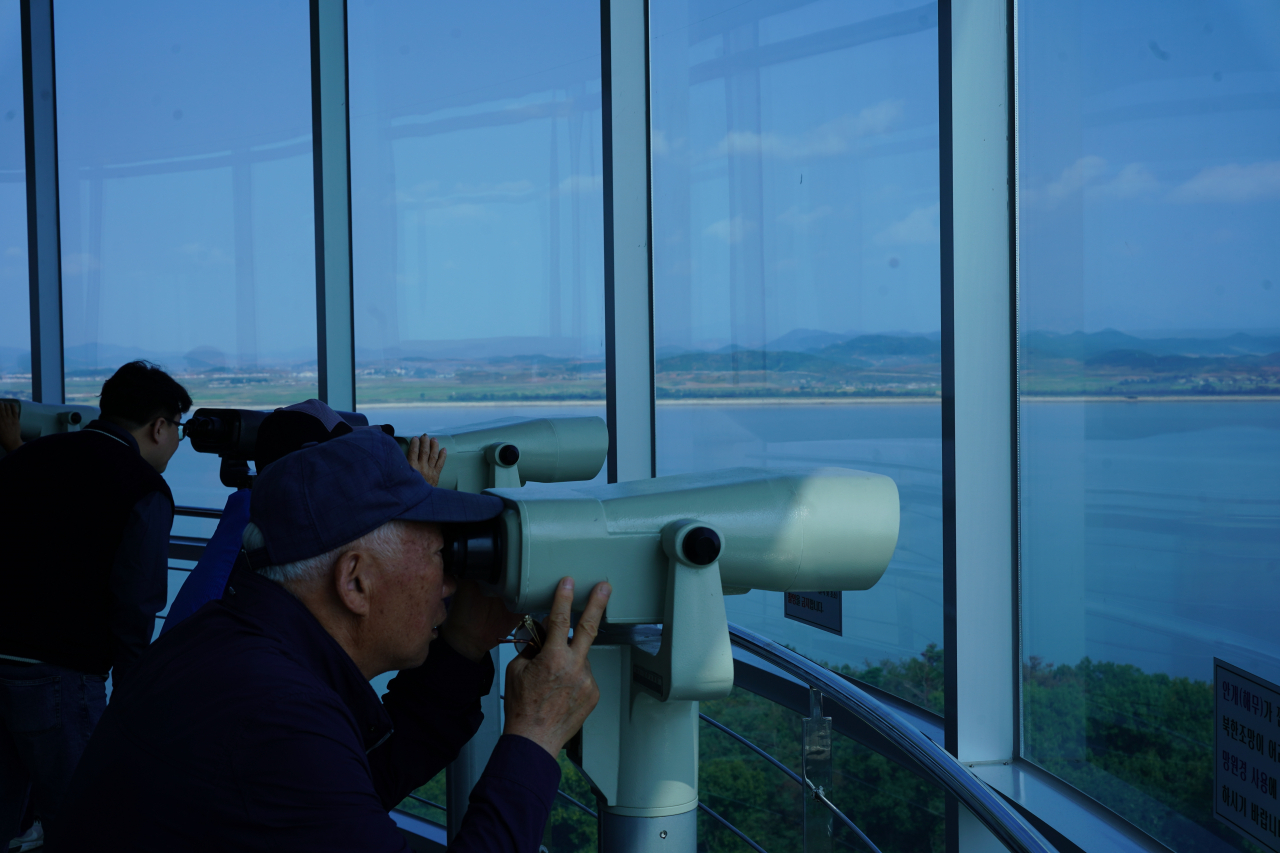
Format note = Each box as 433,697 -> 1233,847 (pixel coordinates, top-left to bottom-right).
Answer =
247,427 -> 503,566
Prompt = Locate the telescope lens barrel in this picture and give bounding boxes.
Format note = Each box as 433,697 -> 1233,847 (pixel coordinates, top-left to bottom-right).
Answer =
682,527 -> 721,565
184,415 -> 227,444
497,444 -> 520,467
443,520 -> 504,585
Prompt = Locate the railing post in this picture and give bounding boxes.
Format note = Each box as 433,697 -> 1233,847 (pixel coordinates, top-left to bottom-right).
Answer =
309,0 -> 356,411
20,0 -> 64,404
802,688 -> 834,853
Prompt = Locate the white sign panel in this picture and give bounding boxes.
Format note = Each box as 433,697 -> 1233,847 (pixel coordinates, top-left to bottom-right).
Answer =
1215,658 -> 1280,850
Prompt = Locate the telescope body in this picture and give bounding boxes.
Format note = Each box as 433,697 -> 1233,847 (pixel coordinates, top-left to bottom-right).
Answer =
484,466 -> 900,623
422,416 -> 608,491
0,400 -> 100,457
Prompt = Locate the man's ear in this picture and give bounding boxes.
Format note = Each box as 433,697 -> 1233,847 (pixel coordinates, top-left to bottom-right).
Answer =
332,550 -> 373,617
146,417 -> 165,447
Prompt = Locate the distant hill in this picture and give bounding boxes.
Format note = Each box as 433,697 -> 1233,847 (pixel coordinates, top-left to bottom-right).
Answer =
1024,329 -> 1280,361
816,334 -> 941,364
764,328 -> 856,352
1083,350 -> 1201,370
657,350 -> 865,374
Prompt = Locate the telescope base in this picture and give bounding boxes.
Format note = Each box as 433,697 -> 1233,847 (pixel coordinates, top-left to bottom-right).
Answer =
599,808 -> 696,853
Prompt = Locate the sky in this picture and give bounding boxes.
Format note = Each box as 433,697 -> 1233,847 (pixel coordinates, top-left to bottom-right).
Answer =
0,0 -> 1278,371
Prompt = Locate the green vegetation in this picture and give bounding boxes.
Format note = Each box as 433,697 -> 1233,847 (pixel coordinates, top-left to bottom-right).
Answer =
397,769 -> 447,825
1024,656 -> 1256,852
396,648 -> 1250,852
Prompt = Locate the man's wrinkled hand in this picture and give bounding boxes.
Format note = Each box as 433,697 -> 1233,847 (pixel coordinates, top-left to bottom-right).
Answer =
439,579 -> 523,663
408,434 -> 446,486
0,401 -> 22,454
502,577 -> 610,758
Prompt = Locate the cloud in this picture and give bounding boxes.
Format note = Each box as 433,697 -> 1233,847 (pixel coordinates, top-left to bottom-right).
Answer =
777,205 -> 834,228
558,174 -> 603,194
1169,161 -> 1280,203
651,130 -> 670,157
876,202 -> 940,244
60,252 -> 100,276
1025,157 -> 1161,206
394,179 -> 538,210
1043,156 -> 1107,203
174,244 -> 232,266
704,216 -> 754,244
712,100 -> 904,160
1090,163 -> 1161,199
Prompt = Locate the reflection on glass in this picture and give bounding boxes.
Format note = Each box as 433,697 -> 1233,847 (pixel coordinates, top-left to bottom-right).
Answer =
650,0 -> 942,708
347,0 -> 605,417
54,0 -> 317,507
0,1 -> 29,400
1018,2 -> 1280,848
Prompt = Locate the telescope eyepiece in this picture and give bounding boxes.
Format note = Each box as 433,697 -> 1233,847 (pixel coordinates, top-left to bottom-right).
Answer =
497,443 -> 520,467
184,415 -> 227,444
681,527 -> 721,566
443,520 -> 505,585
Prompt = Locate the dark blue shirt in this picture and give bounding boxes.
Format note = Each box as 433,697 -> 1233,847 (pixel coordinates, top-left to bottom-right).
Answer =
52,568 -> 561,852
0,419 -> 170,683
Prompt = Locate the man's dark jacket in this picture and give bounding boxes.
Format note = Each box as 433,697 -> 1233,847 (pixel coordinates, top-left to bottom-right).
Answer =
52,568 -> 561,852
0,419 -> 171,680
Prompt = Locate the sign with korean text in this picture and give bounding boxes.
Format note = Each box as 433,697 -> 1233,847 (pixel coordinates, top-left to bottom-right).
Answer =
1215,659 -> 1280,851
784,591 -> 842,636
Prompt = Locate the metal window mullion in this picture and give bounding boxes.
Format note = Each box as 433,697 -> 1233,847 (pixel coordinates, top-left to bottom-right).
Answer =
942,0 -> 1016,776
21,0 -> 64,404
309,0 -> 356,411
602,0 -> 656,484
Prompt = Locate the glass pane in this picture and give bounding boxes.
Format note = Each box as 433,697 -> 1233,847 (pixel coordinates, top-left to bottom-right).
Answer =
699,686 -> 945,853
347,0 -> 605,433
650,0 -> 942,711
1018,2 -> 1280,849
54,0 -> 316,507
0,0 -> 28,401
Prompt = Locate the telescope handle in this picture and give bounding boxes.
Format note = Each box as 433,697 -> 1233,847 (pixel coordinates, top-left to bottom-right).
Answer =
630,520 -> 735,704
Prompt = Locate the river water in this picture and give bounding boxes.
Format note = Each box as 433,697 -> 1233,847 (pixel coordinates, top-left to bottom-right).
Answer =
163,399 -> 1280,687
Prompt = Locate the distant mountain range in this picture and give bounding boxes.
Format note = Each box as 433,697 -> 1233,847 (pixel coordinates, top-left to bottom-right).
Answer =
6,329 -> 1280,399
1023,330 -> 1280,361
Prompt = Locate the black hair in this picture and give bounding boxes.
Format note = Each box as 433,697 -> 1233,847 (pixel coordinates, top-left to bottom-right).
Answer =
99,361 -> 193,429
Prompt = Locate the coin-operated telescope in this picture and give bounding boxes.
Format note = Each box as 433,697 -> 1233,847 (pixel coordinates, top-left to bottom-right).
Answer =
186,406 -> 609,491
0,399 -> 100,458
395,416 -> 608,492
447,466 -> 900,850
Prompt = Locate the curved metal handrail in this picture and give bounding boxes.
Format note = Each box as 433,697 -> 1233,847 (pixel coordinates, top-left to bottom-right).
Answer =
728,623 -> 1055,853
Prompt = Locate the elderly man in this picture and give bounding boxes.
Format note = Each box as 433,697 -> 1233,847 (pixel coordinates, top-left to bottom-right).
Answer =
52,428 -> 610,852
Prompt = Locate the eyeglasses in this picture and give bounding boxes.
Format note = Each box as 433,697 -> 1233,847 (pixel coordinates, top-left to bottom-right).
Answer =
162,417 -> 186,441
500,615 -> 547,660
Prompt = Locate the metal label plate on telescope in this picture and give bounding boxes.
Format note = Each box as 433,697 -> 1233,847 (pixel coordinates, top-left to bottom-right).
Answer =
1215,658 -> 1280,851
784,591 -> 842,636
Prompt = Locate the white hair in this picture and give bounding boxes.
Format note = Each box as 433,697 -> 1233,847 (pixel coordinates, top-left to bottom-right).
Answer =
242,519 -> 410,585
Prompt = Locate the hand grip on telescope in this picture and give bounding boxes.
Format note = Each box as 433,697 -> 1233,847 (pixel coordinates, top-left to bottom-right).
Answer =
628,521 -> 735,703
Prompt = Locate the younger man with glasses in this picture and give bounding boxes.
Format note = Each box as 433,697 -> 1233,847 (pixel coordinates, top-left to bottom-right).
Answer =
0,360 -> 191,843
